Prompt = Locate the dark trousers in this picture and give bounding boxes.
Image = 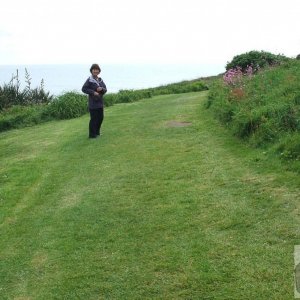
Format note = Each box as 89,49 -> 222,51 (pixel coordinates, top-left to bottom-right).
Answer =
89,108 -> 104,137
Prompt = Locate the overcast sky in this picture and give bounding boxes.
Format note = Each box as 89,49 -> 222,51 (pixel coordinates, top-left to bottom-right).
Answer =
0,0 -> 299,66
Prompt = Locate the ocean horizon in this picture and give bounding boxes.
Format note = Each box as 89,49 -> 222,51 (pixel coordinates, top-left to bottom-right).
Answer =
0,63 -> 225,96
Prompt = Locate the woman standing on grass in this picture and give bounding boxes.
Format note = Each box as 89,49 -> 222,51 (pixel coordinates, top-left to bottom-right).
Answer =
82,64 -> 107,138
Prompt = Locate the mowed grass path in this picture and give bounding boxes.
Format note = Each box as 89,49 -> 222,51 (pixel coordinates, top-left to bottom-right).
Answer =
0,92 -> 299,299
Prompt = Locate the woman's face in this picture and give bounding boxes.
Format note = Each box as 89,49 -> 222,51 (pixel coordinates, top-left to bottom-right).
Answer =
92,69 -> 100,77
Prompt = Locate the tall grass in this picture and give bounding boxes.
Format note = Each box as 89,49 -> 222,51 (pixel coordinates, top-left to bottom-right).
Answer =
44,92 -> 88,120
206,59 -> 300,171
0,69 -> 53,110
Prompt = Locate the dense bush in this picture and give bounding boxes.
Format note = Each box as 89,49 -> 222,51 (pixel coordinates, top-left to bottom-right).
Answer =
45,92 -> 88,119
226,50 -> 288,72
206,59 -> 300,166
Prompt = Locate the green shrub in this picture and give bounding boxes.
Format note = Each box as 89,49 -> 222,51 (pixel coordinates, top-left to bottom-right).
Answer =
226,50 -> 288,72
45,92 -> 87,120
103,93 -> 117,107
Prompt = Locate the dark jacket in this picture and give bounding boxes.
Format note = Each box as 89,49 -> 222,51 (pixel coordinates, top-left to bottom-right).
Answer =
82,77 -> 107,109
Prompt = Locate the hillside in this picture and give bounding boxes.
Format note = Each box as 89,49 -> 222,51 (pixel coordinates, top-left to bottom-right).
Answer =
0,91 -> 299,299
206,59 -> 300,173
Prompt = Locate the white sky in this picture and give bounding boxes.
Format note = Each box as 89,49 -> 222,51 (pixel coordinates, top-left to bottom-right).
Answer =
0,0 -> 299,66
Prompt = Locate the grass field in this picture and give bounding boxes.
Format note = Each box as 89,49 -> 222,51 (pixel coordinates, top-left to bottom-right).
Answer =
0,91 -> 299,299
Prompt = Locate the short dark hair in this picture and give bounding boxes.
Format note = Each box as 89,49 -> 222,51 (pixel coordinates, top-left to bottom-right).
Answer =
90,64 -> 101,73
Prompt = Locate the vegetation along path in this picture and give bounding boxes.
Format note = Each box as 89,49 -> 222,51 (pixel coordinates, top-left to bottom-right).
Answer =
0,91 -> 299,299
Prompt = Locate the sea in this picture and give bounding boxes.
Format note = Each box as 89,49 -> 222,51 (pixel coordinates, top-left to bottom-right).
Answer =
0,63 -> 224,96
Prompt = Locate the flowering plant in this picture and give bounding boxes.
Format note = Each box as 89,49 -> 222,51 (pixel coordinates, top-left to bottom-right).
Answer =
223,65 -> 254,101
223,65 -> 254,87
223,67 -> 243,86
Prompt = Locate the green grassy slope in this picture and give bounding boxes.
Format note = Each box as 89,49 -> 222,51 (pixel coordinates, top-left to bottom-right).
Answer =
206,60 -> 300,172
0,91 -> 299,299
